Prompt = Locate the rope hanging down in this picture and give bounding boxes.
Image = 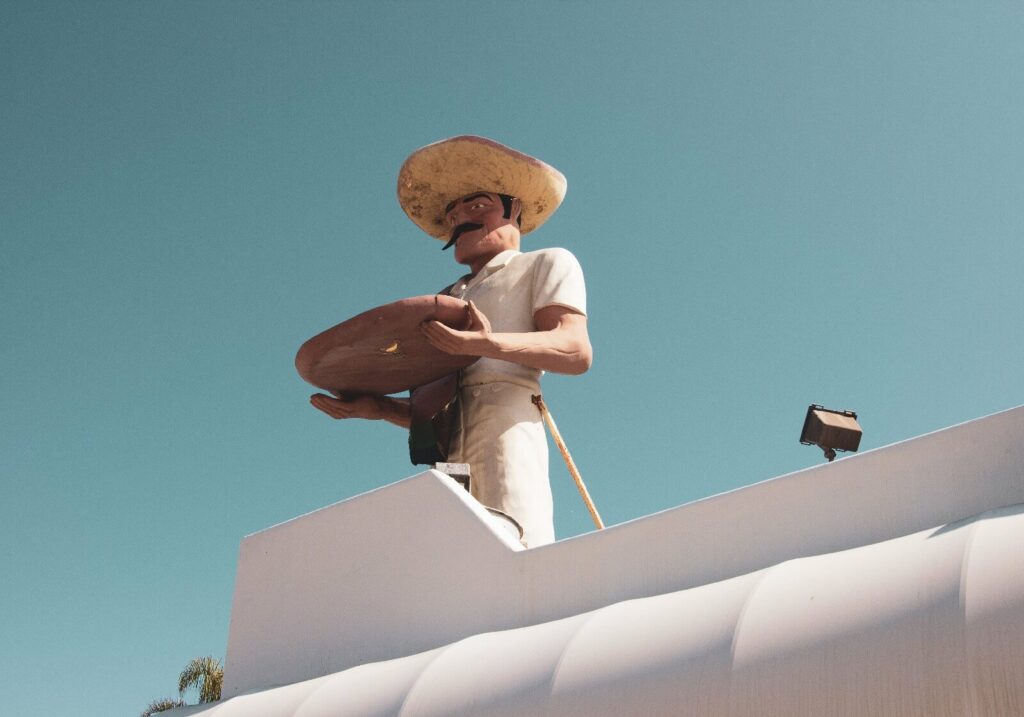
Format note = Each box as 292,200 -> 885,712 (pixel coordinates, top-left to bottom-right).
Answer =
532,394 -> 605,530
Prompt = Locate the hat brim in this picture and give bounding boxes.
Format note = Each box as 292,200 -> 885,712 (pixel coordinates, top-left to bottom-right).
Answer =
397,136 -> 567,240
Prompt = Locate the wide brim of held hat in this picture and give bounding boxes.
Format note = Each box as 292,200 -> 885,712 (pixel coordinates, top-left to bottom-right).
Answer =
397,135 -> 567,240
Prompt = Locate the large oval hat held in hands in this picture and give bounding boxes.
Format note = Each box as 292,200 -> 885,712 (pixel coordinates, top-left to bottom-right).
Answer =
397,135 -> 568,241
295,294 -> 478,396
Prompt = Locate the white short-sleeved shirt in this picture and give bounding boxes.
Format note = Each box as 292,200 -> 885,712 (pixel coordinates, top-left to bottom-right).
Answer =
447,248 -> 587,387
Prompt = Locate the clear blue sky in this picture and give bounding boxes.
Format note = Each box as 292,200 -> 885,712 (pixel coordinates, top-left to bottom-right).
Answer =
3,2 -> 1022,714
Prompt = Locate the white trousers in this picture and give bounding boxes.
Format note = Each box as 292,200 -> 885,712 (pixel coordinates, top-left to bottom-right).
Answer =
449,379 -> 554,548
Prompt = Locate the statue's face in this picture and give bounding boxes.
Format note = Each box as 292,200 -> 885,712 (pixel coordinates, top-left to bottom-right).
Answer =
444,191 -> 521,268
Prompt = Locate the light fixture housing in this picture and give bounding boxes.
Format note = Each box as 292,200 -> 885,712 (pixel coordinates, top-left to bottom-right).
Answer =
800,405 -> 862,462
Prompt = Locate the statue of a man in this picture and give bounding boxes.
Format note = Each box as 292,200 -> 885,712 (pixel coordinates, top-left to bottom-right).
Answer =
310,136 -> 592,547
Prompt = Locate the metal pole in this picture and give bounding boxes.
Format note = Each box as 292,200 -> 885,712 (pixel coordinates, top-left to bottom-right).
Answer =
532,394 -> 604,530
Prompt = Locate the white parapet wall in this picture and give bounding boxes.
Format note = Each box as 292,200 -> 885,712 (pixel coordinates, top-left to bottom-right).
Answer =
215,406 -> 1024,714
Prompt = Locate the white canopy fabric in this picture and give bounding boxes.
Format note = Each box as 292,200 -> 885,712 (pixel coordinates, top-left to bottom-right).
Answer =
223,406 -> 1024,700
175,502 -> 1023,716
172,405 -> 1024,715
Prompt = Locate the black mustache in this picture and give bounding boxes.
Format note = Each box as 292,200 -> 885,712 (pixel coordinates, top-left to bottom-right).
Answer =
442,223 -> 484,251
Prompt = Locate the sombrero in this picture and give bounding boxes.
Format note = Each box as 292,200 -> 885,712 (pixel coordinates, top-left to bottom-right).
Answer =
295,294 -> 478,395
397,135 -> 567,241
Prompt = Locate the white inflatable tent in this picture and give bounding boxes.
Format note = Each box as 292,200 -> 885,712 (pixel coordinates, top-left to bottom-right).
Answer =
170,406 -> 1024,716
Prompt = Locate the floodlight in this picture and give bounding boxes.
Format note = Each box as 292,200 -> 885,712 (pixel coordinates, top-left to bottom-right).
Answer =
800,404 -> 862,462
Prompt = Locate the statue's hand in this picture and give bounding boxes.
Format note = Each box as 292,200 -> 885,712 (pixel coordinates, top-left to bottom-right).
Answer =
309,393 -> 381,420
421,301 -> 493,357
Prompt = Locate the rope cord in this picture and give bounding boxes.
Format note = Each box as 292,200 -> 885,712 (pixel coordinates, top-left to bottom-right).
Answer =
532,394 -> 604,530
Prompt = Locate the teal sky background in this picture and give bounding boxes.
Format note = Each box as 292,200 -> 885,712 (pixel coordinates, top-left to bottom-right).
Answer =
3,2 -> 1023,714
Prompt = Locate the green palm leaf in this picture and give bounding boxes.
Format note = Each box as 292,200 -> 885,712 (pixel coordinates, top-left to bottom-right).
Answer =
178,655 -> 224,703
140,696 -> 185,717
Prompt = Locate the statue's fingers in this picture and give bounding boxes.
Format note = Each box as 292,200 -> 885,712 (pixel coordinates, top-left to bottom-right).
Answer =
312,394 -> 354,418
421,321 -> 453,348
311,397 -> 337,417
425,334 -> 452,353
423,319 -> 452,334
425,333 -> 457,355
465,301 -> 483,328
467,300 -> 492,332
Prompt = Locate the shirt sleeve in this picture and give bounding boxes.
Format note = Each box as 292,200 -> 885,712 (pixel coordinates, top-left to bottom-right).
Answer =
531,248 -> 587,316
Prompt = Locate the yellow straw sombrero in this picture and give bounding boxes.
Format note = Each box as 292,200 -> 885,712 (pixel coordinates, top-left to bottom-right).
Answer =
397,135 -> 567,241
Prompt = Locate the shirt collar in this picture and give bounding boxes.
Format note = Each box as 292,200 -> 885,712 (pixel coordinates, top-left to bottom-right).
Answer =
480,249 -> 520,276
454,249 -> 521,293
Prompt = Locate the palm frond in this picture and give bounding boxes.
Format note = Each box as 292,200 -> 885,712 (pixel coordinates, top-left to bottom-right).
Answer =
140,696 -> 185,717
178,655 -> 224,703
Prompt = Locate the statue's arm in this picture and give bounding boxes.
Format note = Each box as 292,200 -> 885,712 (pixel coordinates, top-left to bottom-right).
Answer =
421,302 -> 592,376
309,393 -> 411,429
495,305 -> 592,375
